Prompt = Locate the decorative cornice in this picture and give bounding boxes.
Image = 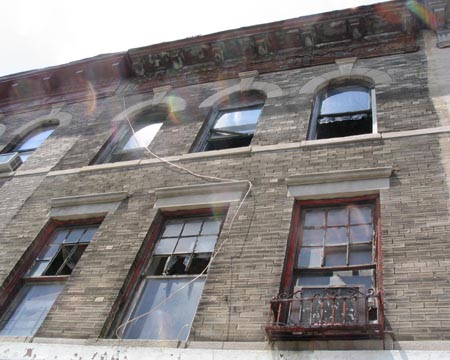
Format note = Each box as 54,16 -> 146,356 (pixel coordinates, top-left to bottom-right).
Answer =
0,53 -> 130,115
127,1 -> 418,90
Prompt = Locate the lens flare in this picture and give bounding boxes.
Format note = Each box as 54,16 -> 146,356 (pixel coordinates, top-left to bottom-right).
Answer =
406,0 -> 438,30
85,81 -> 97,116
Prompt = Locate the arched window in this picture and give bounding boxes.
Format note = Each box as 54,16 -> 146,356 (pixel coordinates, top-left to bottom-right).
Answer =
195,91 -> 265,152
13,125 -> 56,162
308,82 -> 374,140
95,105 -> 168,164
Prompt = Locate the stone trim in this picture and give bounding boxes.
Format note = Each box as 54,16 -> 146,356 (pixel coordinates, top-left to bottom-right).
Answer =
49,191 -> 129,220
199,77 -> 282,108
112,93 -> 185,123
154,181 -> 249,210
301,133 -> 381,147
299,66 -> 392,94
286,167 -> 392,199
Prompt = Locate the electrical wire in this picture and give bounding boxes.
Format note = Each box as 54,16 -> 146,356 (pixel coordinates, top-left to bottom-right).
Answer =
115,97 -> 254,340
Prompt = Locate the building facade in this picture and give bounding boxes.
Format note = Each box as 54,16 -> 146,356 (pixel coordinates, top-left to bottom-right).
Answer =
0,0 -> 450,358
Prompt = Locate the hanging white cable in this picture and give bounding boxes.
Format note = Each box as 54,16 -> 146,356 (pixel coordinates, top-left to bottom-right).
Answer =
115,96 -> 254,340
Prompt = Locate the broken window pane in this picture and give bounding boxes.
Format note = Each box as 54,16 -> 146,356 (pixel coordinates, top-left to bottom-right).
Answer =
38,245 -> 59,260
147,256 -> 168,276
165,256 -> 189,275
122,278 -> 206,340
188,254 -> 210,274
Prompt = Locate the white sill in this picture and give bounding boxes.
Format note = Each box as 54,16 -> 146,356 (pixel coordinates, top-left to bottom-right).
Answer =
301,133 -> 381,147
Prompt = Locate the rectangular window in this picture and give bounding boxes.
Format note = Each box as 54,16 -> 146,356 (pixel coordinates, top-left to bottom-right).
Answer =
0,224 -> 100,336
117,215 -> 223,341
267,196 -> 383,340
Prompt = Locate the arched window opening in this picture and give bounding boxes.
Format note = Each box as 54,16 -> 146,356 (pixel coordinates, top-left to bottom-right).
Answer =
308,83 -> 374,140
13,125 -> 57,162
196,91 -> 265,152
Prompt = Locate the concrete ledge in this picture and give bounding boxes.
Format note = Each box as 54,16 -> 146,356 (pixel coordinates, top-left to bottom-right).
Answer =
182,146 -> 251,160
301,133 -> 381,147
1,340 -> 450,360
287,167 -> 392,199
49,191 -> 129,220
154,181 -> 249,210
252,142 -> 301,153
50,192 -> 129,208
14,167 -> 53,177
381,126 -> 450,139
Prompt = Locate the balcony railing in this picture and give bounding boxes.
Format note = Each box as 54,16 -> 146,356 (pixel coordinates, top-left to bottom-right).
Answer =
266,286 -> 383,340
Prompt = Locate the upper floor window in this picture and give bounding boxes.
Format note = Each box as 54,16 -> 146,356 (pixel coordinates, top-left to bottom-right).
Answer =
195,91 -> 265,152
0,223 -> 100,336
12,125 -> 56,162
266,196 -> 383,340
308,83 -> 374,140
94,106 -> 167,164
114,213 -> 224,341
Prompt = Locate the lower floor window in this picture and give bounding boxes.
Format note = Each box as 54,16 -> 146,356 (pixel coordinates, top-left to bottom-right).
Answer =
0,223 -> 100,337
267,196 -> 383,339
117,215 -> 224,340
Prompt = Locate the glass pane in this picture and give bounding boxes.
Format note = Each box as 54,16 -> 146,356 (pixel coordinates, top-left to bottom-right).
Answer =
154,237 -> 178,255
304,210 -> 325,227
302,229 -> 324,247
326,227 -> 347,245
214,108 -> 261,134
123,278 -> 206,340
349,249 -> 372,265
350,225 -> 373,243
38,245 -> 59,260
296,270 -> 374,289
327,208 -> 347,226
350,206 -> 372,225
200,220 -> 221,235
18,151 -> 32,162
324,248 -> 346,267
16,128 -> 55,152
161,223 -> 183,238
79,227 -> 98,243
123,123 -> 163,150
296,274 -> 332,287
320,86 -> 370,115
52,229 -> 69,244
0,284 -> 63,336
174,237 -> 196,254
26,261 -> 49,277
195,236 -> 217,253
181,221 -> 203,236
298,247 -> 322,268
65,228 -> 85,243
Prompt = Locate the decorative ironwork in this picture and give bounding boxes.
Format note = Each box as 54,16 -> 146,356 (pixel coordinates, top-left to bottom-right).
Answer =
266,287 -> 383,340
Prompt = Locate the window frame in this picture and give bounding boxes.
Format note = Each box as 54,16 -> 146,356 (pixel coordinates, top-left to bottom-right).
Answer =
0,218 -> 102,337
108,207 -> 227,341
307,80 -> 377,141
92,106 -> 168,164
269,195 -> 384,338
193,91 -> 265,152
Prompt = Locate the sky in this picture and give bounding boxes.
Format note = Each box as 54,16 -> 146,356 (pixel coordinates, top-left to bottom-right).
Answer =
0,0 -> 390,77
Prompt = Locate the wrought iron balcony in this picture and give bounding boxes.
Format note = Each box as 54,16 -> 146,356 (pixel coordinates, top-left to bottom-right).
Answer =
266,286 -> 383,340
